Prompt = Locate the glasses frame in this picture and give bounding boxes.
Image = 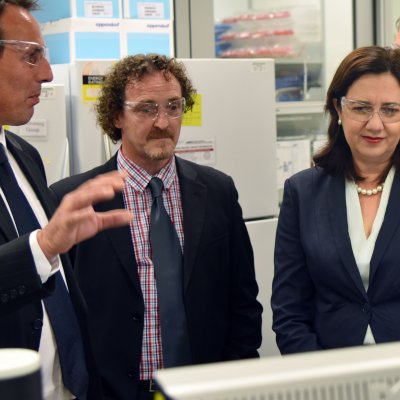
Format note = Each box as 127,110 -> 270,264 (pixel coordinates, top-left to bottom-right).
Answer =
123,97 -> 186,121
0,39 -> 49,67
340,96 -> 400,124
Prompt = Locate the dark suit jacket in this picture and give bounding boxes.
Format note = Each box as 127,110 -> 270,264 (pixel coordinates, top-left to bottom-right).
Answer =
51,155 -> 262,400
0,130 -> 102,399
272,166 -> 400,355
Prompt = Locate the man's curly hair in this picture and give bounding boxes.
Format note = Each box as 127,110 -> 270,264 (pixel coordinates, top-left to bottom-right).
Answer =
95,54 -> 197,143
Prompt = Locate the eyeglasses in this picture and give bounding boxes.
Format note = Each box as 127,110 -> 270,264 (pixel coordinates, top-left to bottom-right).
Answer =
123,98 -> 186,121
340,96 -> 400,124
0,39 -> 49,67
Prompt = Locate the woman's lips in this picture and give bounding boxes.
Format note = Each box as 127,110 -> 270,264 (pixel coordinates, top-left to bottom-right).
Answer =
362,136 -> 384,144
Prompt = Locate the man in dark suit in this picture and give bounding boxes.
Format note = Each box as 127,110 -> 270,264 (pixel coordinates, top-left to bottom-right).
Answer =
51,54 -> 263,400
0,1 -> 133,399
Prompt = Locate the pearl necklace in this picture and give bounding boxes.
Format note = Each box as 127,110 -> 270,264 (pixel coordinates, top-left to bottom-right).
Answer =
356,183 -> 384,196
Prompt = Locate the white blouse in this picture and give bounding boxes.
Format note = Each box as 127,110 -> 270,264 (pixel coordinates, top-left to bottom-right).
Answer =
345,167 -> 395,344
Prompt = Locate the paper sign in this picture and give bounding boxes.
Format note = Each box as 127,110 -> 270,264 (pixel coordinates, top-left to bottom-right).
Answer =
175,139 -> 215,166
138,2 -> 165,18
182,94 -> 202,127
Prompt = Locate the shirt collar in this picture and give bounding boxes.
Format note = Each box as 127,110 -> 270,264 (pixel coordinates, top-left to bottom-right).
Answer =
117,150 -> 177,193
0,126 -> 5,147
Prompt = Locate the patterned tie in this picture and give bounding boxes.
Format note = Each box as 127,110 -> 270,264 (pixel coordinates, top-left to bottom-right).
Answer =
0,143 -> 89,399
148,177 -> 191,367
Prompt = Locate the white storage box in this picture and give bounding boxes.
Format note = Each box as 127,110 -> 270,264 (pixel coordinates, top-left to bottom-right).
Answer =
42,18 -> 122,64
123,0 -> 172,19
42,18 -> 173,64
123,19 -> 174,57
33,0 -> 122,22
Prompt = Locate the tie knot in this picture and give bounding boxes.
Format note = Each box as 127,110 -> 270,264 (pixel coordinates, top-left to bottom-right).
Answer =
0,144 -> 8,165
149,177 -> 164,200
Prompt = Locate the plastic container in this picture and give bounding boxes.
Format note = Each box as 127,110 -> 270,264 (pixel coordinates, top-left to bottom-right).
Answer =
0,348 -> 42,400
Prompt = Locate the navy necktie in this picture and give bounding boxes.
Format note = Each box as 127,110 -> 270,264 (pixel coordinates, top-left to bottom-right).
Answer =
0,143 -> 89,399
148,177 -> 191,367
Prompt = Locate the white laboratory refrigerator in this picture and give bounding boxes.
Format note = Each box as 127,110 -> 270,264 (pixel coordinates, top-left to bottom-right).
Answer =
176,58 -> 279,356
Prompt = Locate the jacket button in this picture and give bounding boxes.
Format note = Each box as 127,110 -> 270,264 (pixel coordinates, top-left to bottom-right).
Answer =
362,303 -> 370,313
32,319 -> 43,330
9,289 -> 17,299
131,313 -> 142,321
0,293 -> 9,303
128,371 -> 134,379
18,285 -> 26,295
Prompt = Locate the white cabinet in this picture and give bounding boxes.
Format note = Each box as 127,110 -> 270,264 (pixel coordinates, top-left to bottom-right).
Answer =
276,101 -> 327,202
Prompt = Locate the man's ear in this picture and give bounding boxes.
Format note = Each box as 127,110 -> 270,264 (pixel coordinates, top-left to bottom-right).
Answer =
114,111 -> 122,129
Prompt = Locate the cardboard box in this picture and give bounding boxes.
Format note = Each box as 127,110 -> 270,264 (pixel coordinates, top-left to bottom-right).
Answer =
33,0 -> 122,22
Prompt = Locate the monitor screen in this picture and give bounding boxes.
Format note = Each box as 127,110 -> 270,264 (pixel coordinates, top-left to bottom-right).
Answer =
155,342 -> 400,400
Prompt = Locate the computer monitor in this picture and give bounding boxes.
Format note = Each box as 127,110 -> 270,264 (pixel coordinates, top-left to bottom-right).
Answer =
155,342 -> 400,400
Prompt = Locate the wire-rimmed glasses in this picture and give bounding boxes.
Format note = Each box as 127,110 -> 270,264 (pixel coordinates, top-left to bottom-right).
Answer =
340,96 -> 400,124
123,98 -> 186,121
0,39 -> 49,67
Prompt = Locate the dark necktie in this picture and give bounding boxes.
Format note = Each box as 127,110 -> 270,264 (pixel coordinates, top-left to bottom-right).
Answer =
148,177 -> 191,367
0,143 -> 89,399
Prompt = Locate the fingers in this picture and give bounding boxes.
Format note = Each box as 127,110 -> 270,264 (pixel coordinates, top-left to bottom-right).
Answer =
96,210 -> 134,231
61,170 -> 127,211
38,171 -> 133,260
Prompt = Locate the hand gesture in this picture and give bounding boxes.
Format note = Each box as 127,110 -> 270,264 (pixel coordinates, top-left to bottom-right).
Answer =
37,171 -> 133,259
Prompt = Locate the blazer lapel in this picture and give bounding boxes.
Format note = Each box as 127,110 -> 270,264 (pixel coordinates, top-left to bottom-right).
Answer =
6,134 -> 56,218
0,134 -> 52,239
94,157 -> 142,293
370,169 -> 400,283
0,194 -> 18,240
176,158 -> 207,292
328,173 -> 367,298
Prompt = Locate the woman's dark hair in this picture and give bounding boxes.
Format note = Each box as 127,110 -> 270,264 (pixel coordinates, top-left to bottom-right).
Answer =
314,46 -> 400,182
96,53 -> 196,143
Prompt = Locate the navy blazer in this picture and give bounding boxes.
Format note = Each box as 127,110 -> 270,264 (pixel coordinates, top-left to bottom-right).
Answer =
272,166 -> 400,355
50,155 -> 262,400
0,130 -> 102,399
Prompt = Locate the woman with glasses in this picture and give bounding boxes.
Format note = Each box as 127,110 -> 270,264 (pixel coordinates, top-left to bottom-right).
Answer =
272,46 -> 400,354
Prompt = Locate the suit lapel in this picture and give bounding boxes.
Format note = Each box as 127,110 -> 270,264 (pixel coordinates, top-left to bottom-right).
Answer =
6,134 -> 56,218
328,173 -> 367,298
94,157 -> 142,293
370,169 -> 400,283
0,194 -> 18,240
176,158 -> 207,292
0,134 -> 53,240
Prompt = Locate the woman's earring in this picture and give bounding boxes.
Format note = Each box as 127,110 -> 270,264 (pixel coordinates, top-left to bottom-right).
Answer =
338,119 -> 342,125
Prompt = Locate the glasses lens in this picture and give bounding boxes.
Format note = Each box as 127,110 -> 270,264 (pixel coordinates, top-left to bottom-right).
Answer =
165,98 -> 185,119
134,102 -> 158,119
125,98 -> 185,120
342,97 -> 400,124
0,40 -> 48,66
23,45 -> 47,66
379,105 -> 400,123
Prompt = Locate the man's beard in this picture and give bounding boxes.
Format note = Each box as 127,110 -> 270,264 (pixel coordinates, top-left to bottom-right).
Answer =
146,128 -> 176,161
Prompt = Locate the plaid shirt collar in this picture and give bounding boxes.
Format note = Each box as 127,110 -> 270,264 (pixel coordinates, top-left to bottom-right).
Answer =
117,150 -> 177,192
